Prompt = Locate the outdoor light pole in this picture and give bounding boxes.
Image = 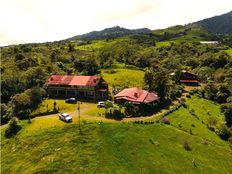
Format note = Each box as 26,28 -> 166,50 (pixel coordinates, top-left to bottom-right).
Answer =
77,102 -> 81,131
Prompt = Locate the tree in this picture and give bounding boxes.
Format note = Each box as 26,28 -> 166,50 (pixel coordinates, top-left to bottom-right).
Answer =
223,105 -> 232,127
23,67 -> 48,88
144,68 -> 154,91
5,117 -> 21,138
68,43 -> 75,52
11,92 -> 31,119
152,71 -> 171,99
104,100 -> 113,115
73,58 -> 99,75
50,49 -> 60,62
15,54 -> 25,62
216,85 -> 231,103
25,87 -> 45,108
1,104 -> 9,124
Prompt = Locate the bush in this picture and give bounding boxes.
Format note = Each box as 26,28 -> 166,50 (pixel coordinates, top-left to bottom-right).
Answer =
183,140 -> 192,151
221,104 -> 232,127
105,103 -> 124,119
5,117 -> 21,138
217,127 -> 231,141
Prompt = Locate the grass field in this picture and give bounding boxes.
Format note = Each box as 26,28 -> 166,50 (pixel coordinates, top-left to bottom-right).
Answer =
101,63 -> 145,92
225,48 -> 232,58
2,96 -> 232,174
155,41 -> 171,47
31,99 -> 96,116
76,40 -> 110,51
2,123 -> 232,174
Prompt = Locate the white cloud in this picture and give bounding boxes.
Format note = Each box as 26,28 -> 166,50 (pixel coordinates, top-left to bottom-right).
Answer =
0,0 -> 231,46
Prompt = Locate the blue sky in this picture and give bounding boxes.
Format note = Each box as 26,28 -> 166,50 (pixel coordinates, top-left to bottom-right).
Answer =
1,0 -> 232,46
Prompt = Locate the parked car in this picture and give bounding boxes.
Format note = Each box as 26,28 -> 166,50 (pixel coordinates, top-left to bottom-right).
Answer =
65,98 -> 77,104
97,101 -> 105,108
58,113 -> 72,122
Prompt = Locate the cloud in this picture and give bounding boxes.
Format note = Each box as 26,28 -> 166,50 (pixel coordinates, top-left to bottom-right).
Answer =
93,0 -> 158,23
0,0 -> 232,46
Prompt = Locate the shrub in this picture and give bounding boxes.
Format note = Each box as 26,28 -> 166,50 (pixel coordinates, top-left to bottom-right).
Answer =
217,127 -> 231,141
228,137 -> 232,144
189,128 -> 193,135
183,140 -> 192,151
5,117 -> 21,138
189,109 -> 196,116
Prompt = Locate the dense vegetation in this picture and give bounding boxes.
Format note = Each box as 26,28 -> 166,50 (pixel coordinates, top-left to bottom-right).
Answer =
197,11 -> 232,35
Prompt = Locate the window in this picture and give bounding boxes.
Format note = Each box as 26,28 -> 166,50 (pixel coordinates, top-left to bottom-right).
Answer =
87,91 -> 93,96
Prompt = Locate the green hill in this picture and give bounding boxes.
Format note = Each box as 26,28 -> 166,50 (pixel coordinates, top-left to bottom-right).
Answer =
67,26 -> 152,41
2,96 -> 232,174
196,11 -> 232,35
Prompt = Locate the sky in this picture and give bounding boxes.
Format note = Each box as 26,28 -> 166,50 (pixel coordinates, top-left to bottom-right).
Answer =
0,0 -> 232,46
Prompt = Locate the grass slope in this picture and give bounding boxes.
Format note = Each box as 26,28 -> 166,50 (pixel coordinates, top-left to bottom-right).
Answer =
2,96 -> 232,174
101,63 -> 145,92
2,123 -> 232,174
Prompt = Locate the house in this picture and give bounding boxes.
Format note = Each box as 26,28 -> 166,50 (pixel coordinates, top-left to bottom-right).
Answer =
114,87 -> 160,104
46,75 -> 108,100
179,71 -> 199,85
200,41 -> 219,45
170,70 -> 199,85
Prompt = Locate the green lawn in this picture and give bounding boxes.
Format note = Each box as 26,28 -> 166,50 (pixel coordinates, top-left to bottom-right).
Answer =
101,63 -> 145,92
2,96 -> 232,174
31,99 -> 80,116
2,122 -> 232,174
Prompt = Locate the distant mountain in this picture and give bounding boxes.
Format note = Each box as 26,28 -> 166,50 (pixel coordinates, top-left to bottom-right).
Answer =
196,11 -> 232,35
67,26 -> 152,41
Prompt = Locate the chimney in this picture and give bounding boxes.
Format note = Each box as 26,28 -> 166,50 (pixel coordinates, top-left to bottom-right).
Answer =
134,92 -> 138,98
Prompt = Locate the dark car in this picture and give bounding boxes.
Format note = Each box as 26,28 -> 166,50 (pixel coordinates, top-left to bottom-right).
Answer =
65,98 -> 77,104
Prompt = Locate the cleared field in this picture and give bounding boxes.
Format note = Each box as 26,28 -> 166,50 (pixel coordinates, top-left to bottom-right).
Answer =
101,64 -> 145,92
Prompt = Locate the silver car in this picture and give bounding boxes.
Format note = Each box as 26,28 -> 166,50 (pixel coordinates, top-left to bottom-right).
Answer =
97,101 -> 105,108
58,113 -> 72,122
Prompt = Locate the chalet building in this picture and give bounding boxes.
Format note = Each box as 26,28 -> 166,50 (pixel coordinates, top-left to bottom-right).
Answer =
170,70 -> 199,85
114,87 -> 160,104
179,71 -> 199,85
46,75 -> 108,100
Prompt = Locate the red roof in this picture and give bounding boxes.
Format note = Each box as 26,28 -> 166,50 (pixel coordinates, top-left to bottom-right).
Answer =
47,75 -> 101,86
180,80 -> 198,83
114,87 -> 159,103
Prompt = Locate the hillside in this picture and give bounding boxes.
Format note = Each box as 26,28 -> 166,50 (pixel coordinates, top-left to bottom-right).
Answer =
196,11 -> 232,35
1,96 -> 232,174
1,10 -> 232,174
67,26 -> 152,41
